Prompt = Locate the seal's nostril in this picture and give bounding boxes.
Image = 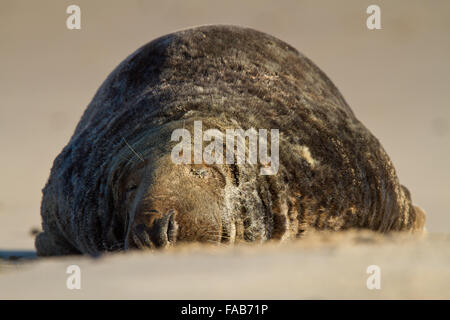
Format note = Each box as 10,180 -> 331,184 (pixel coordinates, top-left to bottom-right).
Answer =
134,209 -> 178,248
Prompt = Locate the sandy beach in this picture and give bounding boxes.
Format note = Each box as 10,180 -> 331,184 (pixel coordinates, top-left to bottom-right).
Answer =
0,231 -> 449,299
0,0 -> 449,299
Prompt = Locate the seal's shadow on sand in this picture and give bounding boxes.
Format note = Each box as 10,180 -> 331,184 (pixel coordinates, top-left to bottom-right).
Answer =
0,250 -> 37,261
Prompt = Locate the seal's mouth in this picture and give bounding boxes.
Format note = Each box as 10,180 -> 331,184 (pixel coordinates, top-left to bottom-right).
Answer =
130,209 -> 178,249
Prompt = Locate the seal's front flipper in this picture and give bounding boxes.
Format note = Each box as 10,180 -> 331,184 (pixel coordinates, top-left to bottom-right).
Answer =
400,185 -> 427,234
412,205 -> 427,235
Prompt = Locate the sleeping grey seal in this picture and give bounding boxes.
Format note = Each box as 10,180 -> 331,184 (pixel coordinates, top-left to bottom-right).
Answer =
35,25 -> 426,256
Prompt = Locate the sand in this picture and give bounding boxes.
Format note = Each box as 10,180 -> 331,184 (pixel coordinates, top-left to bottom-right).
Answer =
1,231 -> 449,299
0,0 -> 449,299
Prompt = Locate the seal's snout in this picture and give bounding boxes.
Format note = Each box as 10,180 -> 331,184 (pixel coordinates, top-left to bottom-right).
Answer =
131,209 -> 178,249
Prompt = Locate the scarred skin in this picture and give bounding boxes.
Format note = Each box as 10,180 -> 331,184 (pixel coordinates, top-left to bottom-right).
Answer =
35,25 -> 426,256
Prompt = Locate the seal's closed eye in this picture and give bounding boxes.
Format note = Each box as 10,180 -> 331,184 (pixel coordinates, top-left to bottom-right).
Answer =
125,184 -> 138,193
190,168 -> 209,178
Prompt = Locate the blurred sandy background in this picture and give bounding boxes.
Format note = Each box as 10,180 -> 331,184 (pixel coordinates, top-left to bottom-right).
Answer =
0,0 -> 449,299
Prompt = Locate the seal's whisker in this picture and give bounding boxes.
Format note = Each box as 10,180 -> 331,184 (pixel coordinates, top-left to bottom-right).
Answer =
121,137 -> 145,163
204,239 -> 228,247
203,230 -> 232,238
201,230 -> 224,237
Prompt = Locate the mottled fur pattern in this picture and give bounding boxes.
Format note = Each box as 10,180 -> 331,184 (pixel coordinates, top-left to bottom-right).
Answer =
36,25 -> 425,256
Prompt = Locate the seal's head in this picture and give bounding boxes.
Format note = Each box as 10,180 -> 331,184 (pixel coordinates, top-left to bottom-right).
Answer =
121,156 -> 230,249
